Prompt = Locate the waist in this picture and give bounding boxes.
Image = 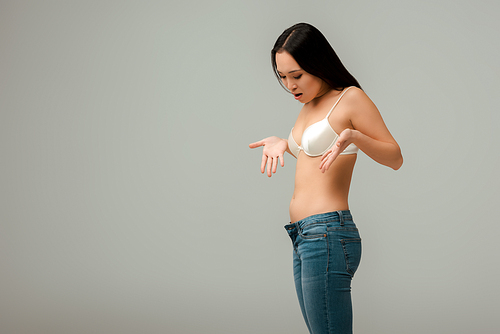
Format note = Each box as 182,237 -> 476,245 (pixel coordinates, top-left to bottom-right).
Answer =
285,210 -> 355,229
289,196 -> 349,223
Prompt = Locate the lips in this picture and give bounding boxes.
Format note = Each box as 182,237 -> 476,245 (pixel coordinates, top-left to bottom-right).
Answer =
294,93 -> 303,100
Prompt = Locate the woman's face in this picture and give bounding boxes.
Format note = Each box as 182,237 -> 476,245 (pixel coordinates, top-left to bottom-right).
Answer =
275,51 -> 328,103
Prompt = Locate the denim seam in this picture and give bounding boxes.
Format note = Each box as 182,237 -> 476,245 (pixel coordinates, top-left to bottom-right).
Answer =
327,227 -> 358,231
325,232 -> 330,273
300,234 -> 326,240
341,238 -> 362,276
325,262 -> 331,333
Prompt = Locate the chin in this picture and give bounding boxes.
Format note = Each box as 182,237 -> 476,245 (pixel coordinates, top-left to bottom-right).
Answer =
302,96 -> 313,104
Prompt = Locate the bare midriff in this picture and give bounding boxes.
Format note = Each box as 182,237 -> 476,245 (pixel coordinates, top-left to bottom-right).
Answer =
289,153 -> 356,223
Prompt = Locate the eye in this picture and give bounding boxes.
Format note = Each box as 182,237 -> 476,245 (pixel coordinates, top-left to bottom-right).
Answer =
293,74 -> 302,80
280,75 -> 286,79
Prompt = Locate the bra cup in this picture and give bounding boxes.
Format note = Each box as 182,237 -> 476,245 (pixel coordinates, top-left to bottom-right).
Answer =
287,129 -> 301,157
287,87 -> 359,158
301,119 -> 338,156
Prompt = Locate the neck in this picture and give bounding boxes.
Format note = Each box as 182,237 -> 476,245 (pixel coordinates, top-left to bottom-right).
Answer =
312,82 -> 333,102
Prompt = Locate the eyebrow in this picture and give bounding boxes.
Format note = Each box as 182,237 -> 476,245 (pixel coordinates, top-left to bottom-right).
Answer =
277,69 -> 302,74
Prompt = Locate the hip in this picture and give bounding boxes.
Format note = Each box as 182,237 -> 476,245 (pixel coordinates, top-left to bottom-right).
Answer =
284,210 -> 362,276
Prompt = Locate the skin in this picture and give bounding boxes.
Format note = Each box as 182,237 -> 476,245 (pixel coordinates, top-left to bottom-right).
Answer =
249,51 -> 403,223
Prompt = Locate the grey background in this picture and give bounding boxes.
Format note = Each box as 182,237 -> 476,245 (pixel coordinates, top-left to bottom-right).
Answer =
1,0 -> 499,333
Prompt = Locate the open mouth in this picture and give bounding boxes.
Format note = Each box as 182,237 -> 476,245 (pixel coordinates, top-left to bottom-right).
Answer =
294,93 -> 303,99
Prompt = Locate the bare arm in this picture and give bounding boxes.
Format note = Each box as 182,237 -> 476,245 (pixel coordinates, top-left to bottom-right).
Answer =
320,88 -> 403,172
349,129 -> 402,169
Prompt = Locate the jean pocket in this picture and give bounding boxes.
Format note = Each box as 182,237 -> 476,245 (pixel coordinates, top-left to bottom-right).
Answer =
341,238 -> 362,276
299,222 -> 327,239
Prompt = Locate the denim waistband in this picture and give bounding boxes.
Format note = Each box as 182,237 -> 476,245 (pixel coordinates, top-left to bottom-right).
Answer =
285,210 -> 353,230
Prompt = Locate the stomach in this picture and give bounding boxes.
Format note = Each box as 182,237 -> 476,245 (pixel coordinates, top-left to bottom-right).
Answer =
289,153 -> 356,223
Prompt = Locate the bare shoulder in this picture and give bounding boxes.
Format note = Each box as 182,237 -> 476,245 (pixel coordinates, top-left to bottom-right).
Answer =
342,87 -> 378,113
342,87 -> 396,141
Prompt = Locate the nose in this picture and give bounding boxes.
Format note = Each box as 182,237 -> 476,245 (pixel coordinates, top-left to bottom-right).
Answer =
286,80 -> 296,91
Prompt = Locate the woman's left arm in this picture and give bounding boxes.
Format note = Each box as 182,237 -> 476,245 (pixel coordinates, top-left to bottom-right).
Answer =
320,88 -> 403,172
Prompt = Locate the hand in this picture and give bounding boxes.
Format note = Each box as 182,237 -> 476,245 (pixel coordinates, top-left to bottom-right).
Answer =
249,136 -> 288,177
319,129 -> 354,173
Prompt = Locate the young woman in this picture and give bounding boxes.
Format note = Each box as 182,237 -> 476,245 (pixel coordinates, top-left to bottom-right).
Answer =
249,23 -> 402,333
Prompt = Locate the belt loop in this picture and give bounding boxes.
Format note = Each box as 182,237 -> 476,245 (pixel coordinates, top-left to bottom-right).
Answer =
337,210 -> 344,226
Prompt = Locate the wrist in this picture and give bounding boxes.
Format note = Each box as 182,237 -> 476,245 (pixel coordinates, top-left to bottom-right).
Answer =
350,129 -> 361,144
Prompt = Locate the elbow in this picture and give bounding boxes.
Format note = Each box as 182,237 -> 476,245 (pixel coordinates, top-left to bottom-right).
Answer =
392,156 -> 403,170
391,147 -> 403,170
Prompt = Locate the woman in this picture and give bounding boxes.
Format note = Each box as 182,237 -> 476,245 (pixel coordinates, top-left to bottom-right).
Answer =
249,23 -> 402,333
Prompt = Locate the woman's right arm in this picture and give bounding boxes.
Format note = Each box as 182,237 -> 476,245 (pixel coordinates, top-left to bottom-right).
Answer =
249,136 -> 293,177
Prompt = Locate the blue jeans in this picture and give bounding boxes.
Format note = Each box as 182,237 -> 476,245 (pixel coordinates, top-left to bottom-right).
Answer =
284,211 -> 362,334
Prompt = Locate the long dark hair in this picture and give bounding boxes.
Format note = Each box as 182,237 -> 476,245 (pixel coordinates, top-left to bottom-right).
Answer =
271,23 -> 361,92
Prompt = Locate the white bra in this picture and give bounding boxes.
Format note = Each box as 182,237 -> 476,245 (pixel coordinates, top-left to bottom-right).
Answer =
288,87 -> 359,157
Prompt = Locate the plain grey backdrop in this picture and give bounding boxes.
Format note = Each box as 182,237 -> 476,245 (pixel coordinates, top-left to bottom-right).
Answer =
1,0 -> 499,333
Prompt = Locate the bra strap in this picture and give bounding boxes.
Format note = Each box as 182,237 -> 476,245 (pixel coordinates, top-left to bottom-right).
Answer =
325,86 -> 353,119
